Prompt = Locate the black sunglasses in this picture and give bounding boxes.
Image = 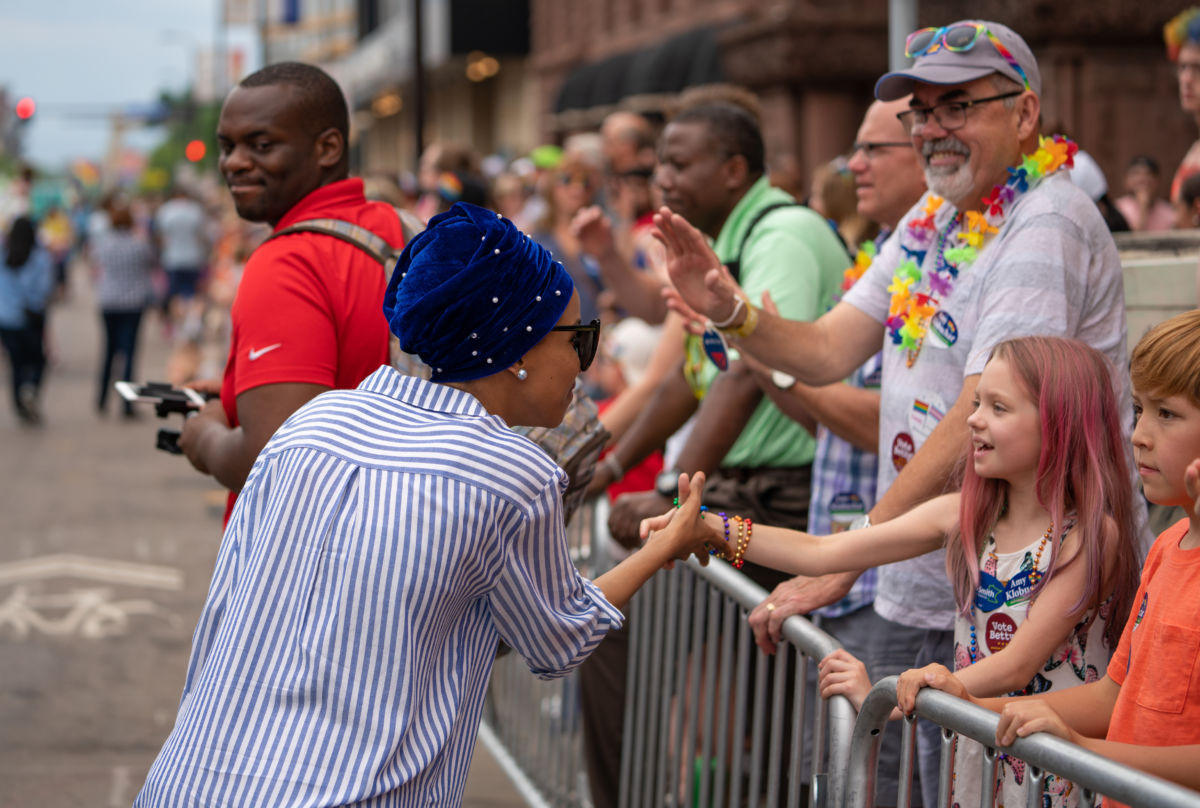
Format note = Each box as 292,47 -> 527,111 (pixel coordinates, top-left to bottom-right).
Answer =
549,319 -> 601,372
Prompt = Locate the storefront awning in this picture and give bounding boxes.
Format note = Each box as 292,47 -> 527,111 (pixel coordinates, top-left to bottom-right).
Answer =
552,26 -> 726,120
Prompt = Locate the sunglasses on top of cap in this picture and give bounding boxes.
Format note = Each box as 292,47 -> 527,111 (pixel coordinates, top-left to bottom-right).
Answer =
550,319 -> 601,372
904,22 -> 1031,91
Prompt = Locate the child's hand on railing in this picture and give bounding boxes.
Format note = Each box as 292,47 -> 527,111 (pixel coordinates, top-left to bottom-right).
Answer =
896,663 -> 966,715
995,699 -> 1080,748
818,649 -> 873,711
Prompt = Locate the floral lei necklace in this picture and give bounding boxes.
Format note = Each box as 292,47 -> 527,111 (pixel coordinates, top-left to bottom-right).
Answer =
886,135 -> 1078,367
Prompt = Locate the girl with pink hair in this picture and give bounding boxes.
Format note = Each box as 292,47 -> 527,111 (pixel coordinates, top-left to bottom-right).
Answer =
644,335 -> 1142,807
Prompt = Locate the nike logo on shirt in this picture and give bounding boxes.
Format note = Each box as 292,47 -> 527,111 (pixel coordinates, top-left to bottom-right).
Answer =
248,343 -> 283,361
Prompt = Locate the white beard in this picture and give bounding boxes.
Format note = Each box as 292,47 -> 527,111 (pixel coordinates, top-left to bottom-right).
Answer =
925,161 -> 975,205
923,136 -> 975,207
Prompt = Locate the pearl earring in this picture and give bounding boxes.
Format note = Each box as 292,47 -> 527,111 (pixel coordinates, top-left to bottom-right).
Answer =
517,369 -> 528,381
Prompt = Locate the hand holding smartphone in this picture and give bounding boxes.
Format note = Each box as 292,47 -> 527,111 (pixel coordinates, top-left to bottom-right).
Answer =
114,382 -> 218,454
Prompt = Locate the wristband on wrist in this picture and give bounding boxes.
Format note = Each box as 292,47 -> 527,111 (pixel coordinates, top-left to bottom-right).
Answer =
710,295 -> 746,329
716,293 -> 760,339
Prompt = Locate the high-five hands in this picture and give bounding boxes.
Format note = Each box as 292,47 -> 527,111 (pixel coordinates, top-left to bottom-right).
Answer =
638,471 -> 719,568
639,471 -> 722,568
653,208 -> 743,324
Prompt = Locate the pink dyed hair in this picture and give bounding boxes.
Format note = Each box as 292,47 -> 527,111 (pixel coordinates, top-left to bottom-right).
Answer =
946,336 -> 1139,648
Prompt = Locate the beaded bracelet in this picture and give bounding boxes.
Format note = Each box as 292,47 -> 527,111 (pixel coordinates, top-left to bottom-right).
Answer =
710,511 -> 730,555
673,497 -> 709,520
727,515 -> 753,569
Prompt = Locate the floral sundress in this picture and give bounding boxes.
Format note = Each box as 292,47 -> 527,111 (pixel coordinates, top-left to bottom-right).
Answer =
950,527 -> 1113,808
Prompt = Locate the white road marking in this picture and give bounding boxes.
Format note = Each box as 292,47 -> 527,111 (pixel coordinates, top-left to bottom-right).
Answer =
0,554 -> 183,591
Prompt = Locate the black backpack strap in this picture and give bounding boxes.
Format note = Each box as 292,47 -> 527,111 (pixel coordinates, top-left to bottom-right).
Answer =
267,218 -> 403,268
723,202 -> 801,283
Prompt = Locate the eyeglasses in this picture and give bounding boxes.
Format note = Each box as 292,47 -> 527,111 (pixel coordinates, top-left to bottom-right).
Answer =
550,319 -> 601,371
905,23 -> 1031,91
896,91 -> 1023,134
851,140 -> 913,158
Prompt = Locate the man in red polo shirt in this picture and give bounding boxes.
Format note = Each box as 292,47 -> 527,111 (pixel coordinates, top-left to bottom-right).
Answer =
180,62 -> 405,521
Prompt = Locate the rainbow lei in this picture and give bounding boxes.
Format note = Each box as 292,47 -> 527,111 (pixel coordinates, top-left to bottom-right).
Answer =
886,134 -> 1078,367
842,240 -> 877,291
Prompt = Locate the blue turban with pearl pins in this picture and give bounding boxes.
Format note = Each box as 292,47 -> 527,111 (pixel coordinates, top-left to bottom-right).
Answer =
383,202 -> 574,382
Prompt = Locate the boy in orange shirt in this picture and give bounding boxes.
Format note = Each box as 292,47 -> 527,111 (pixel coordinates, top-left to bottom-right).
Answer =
904,309 -> 1200,800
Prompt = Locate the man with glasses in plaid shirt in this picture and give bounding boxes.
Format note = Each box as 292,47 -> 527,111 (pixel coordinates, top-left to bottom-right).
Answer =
660,21 -> 1142,805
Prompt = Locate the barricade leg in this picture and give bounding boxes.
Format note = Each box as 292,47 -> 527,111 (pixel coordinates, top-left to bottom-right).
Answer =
654,567 -> 682,806
979,746 -> 999,808
937,727 -> 958,808
667,570 -> 695,806
1023,765 -> 1044,808
643,572 -> 667,803
766,646 -> 789,806
787,651 -> 808,808
729,611 -> 751,807
897,713 -> 918,808
696,587 -> 722,808
682,577 -> 708,808
746,634 -> 770,801
712,600 -> 737,805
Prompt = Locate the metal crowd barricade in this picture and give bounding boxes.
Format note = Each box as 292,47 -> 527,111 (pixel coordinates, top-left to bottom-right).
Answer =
845,676 -> 1200,808
615,517 -> 857,808
479,496 -> 856,808
479,495 -> 605,808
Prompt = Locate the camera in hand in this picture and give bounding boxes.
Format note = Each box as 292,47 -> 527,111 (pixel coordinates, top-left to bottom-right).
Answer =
114,381 -> 217,454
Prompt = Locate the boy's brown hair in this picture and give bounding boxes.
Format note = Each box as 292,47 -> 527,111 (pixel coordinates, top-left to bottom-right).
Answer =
1130,309 -> 1200,407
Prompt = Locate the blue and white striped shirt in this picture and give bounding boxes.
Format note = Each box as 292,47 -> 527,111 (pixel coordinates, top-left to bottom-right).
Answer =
137,366 -> 623,807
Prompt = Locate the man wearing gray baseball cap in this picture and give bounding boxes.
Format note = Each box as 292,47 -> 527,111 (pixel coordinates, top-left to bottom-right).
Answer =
658,18 -> 1143,807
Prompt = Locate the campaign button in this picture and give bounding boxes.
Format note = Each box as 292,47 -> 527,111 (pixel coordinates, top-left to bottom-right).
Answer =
891,432 -> 915,471
929,310 -> 958,348
985,612 -> 1017,653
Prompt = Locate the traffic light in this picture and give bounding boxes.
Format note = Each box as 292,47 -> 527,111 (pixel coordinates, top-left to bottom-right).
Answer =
15,97 -> 35,121
185,139 -> 206,162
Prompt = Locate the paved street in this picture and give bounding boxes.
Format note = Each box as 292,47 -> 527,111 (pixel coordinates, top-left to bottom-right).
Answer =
0,262 -> 526,807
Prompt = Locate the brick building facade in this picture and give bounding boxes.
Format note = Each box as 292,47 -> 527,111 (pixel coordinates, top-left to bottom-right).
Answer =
533,0 -> 1195,200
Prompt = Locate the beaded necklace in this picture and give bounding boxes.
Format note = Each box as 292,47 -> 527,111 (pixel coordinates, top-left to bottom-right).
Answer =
887,135 -> 1079,368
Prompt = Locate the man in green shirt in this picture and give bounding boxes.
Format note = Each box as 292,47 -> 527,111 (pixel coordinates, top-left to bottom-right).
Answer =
603,101 -> 849,552
580,100 -> 848,808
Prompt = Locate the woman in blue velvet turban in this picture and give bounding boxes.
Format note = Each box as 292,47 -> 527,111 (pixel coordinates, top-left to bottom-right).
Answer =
137,201 -> 711,808
384,201 -> 600,427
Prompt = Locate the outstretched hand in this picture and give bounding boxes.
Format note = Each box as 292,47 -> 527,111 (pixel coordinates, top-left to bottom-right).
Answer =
895,663 -> 966,715
653,207 -> 742,323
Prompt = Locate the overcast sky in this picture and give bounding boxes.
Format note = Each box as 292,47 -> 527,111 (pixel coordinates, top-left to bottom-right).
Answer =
0,0 -> 257,171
